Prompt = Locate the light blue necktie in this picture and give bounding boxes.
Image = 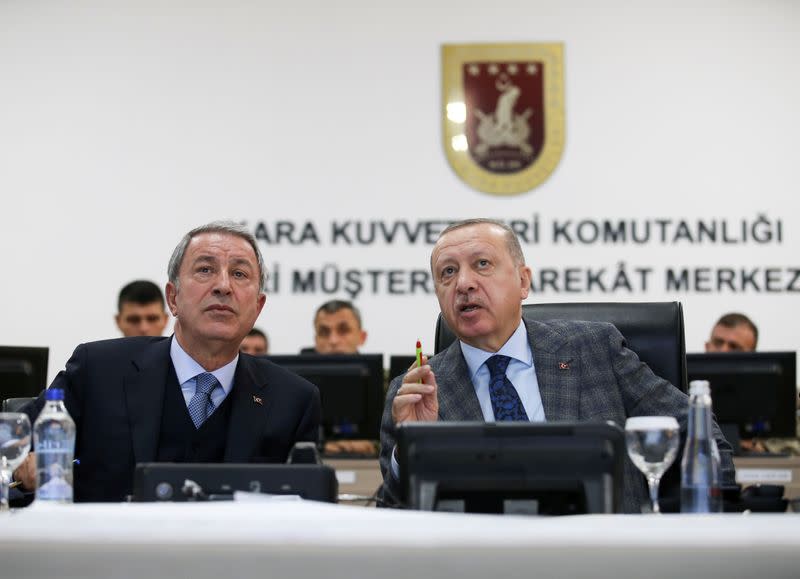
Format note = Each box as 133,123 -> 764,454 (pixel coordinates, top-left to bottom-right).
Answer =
486,355 -> 529,421
187,372 -> 218,428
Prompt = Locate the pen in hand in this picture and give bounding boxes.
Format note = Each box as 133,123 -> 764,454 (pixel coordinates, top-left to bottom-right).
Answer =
416,340 -> 423,384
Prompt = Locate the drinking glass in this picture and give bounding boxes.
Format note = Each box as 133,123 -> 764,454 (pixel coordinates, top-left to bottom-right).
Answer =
625,416 -> 680,514
0,412 -> 32,511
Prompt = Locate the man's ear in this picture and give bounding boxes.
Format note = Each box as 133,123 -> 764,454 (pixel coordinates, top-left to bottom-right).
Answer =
256,292 -> 267,316
165,282 -> 178,316
519,265 -> 532,299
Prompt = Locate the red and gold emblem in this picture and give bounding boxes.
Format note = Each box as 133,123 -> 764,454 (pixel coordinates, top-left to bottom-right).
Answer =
443,43 -> 565,195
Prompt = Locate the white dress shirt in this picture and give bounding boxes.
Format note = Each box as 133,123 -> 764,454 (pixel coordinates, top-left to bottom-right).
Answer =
459,320 -> 546,422
170,336 -> 237,410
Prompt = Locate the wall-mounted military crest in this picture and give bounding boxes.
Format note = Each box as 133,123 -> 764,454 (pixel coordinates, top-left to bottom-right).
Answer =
442,43 -> 565,195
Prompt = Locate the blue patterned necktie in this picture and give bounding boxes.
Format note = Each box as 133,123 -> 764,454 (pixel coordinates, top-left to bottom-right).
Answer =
188,372 -> 218,428
485,355 -> 529,421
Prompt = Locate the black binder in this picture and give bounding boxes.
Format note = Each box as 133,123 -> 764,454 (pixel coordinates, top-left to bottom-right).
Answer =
133,463 -> 338,503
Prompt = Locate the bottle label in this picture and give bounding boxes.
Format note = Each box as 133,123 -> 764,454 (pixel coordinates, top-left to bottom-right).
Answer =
35,447 -> 73,455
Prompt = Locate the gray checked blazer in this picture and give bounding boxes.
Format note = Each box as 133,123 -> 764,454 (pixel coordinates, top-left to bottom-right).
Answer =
378,318 -> 735,513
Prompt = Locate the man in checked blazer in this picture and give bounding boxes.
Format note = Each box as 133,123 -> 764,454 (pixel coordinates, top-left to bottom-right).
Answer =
378,218 -> 734,513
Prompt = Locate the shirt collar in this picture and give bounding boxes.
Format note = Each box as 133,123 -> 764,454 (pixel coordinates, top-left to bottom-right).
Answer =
460,320 -> 532,381
169,335 -> 238,395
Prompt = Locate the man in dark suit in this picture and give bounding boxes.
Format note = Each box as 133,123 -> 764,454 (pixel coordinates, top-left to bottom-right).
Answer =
14,221 -> 320,502
378,218 -> 734,512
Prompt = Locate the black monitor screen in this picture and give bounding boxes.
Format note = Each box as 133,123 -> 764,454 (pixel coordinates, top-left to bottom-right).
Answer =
397,421 -> 624,515
0,346 -> 49,400
265,354 -> 384,441
388,355 -> 417,383
687,352 -> 797,438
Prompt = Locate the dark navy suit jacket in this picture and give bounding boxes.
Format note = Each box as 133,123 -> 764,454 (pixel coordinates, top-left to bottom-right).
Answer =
25,336 -> 320,502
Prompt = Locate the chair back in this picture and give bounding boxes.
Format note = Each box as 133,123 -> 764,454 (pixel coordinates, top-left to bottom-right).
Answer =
434,301 -> 688,392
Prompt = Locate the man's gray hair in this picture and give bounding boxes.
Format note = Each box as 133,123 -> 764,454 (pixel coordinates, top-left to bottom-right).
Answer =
167,220 -> 267,292
434,218 -> 526,266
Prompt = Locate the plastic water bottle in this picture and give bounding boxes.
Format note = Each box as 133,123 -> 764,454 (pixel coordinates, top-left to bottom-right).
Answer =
680,380 -> 723,513
33,388 -> 76,503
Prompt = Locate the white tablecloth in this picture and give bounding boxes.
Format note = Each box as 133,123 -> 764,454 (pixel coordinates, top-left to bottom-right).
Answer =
2,499 -> 799,578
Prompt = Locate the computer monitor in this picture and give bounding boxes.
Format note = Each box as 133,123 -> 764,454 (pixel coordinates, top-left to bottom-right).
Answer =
265,354 -> 384,441
397,421 -> 624,515
388,355 -> 417,383
686,352 -> 797,438
0,346 -> 49,400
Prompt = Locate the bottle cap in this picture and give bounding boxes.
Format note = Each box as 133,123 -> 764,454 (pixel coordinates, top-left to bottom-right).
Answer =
44,387 -> 65,401
689,380 -> 710,395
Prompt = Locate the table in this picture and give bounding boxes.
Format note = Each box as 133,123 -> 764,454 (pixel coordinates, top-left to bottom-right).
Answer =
2,500 -> 799,579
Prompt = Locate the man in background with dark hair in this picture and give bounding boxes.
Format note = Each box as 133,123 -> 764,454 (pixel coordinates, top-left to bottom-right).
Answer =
305,299 -> 367,354
705,313 -> 758,353
240,327 -> 269,356
704,312 -> 780,454
115,280 -> 169,337
303,299 -> 376,456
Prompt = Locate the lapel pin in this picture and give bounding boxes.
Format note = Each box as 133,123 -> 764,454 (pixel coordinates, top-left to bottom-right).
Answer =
558,362 -> 570,370
253,395 -> 263,405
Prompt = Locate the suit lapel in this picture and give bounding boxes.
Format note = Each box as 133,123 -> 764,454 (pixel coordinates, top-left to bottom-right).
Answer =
435,341 -> 484,421
123,338 -> 172,465
224,356 -> 269,462
527,319 -> 581,421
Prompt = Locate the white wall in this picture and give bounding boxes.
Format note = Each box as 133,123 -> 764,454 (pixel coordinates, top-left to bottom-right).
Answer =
0,0 -> 797,384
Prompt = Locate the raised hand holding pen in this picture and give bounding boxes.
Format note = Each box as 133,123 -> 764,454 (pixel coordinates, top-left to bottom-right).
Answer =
392,341 -> 438,424
415,339 -> 423,383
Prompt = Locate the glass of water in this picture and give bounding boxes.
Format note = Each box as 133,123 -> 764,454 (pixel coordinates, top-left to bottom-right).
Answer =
625,416 -> 680,514
0,413 -> 32,511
